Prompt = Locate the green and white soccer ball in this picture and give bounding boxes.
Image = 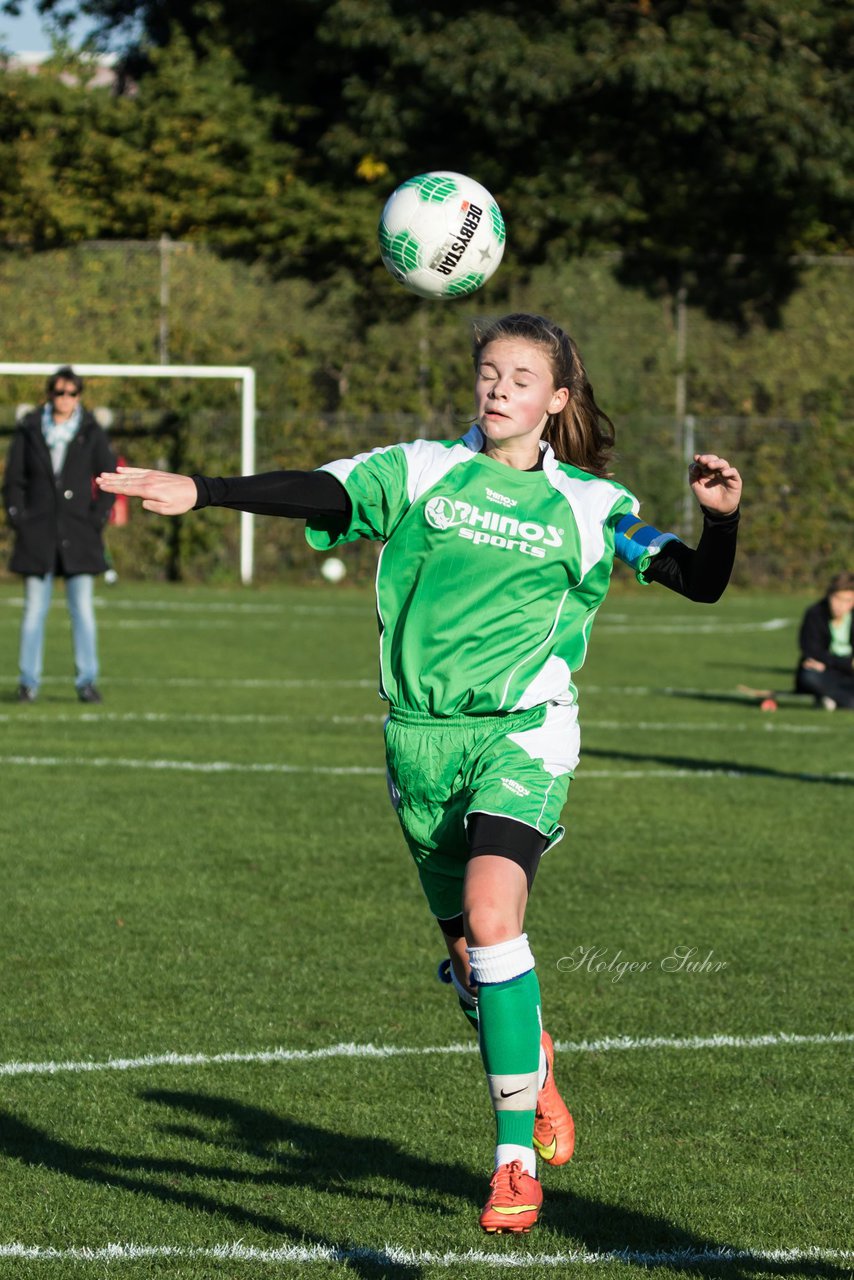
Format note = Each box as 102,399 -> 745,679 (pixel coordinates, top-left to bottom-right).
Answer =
378,171 -> 506,300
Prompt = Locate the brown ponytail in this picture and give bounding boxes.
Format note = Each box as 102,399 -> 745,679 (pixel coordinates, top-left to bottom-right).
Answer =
472,313 -> 615,476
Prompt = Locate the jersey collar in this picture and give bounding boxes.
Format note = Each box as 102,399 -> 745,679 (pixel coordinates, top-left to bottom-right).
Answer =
462,423 -> 555,470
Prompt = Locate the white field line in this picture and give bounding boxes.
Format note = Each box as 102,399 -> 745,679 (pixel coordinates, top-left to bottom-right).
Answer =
2,1031 -> 851,1079
3,1037 -> 849,1271
0,676 -> 799,699
0,598 -> 365,616
2,675 -> 376,688
595,617 -> 791,635
0,755 -> 385,775
588,719 -> 834,735
0,600 -> 795,634
104,617 -> 365,630
0,673 -> 742,693
0,711 -> 837,734
0,595 -> 799,622
0,711 -> 385,726
1,754 -> 852,783
587,685 -> 748,696
0,1242 -> 850,1268
579,767 -> 854,781
0,615 -> 796,636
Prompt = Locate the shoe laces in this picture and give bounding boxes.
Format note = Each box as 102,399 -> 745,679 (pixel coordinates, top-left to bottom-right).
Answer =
491,1159 -> 528,1198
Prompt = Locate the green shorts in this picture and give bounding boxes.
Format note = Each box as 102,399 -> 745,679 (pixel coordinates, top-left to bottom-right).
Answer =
384,702 -> 579,920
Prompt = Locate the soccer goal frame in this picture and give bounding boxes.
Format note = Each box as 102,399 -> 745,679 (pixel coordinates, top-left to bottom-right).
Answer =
0,362 -> 257,583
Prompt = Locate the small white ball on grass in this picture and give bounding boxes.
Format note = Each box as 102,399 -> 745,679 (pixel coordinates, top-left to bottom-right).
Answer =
321,557 -> 347,584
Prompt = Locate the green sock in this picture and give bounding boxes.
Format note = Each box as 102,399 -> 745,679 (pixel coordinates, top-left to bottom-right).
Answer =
477,969 -> 541,1148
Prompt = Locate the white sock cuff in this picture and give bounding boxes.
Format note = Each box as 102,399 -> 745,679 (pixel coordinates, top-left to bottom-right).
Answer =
466,934 -> 535,985
450,966 -> 477,1008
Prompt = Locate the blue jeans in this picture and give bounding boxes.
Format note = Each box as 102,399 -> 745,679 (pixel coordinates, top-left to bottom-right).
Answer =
19,573 -> 99,693
796,664 -> 854,709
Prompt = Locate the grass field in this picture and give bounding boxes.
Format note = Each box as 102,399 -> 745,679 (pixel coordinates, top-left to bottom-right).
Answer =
0,576 -> 850,1280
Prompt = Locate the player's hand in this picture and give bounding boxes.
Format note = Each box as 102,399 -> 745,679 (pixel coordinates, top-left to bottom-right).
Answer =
96,466 -> 197,516
688,454 -> 742,515
802,658 -> 826,672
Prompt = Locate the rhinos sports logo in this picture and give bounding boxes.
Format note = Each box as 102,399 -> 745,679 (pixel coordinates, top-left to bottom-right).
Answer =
424,496 -> 458,531
423,496 -> 564,561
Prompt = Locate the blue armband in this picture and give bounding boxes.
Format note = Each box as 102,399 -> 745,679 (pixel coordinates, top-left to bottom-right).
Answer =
614,514 -> 681,582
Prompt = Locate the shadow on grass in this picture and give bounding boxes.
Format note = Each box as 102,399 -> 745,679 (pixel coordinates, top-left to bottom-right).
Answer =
706,665 -> 796,677
0,1093 -> 848,1279
583,745 -> 853,787
0,1102 -> 420,1279
662,688 -> 825,713
545,1182 -> 849,1279
1,691 -> 72,705
660,686 -> 839,716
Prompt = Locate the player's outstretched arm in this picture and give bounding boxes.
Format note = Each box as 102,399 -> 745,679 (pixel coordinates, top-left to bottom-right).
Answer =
688,453 -> 742,515
98,466 -> 351,522
96,467 -> 197,516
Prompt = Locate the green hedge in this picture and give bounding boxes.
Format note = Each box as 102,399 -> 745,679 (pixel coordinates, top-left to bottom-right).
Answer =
0,245 -> 851,587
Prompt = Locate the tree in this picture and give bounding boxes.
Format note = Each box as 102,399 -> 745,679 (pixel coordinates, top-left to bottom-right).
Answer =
0,53 -> 133,246
0,27 -> 361,263
7,0 -> 852,319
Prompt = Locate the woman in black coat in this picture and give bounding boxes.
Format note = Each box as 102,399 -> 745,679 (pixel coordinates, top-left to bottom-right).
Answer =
3,366 -> 116,702
795,571 -> 854,710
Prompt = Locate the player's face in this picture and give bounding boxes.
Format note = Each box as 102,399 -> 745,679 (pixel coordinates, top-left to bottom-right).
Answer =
828,589 -> 854,619
475,339 -> 569,450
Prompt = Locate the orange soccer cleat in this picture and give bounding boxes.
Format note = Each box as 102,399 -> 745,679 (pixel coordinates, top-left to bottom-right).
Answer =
533,1030 -> 575,1166
479,1160 -> 543,1234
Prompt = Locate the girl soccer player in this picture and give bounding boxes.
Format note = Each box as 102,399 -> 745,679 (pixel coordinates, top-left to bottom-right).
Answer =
97,313 -> 742,1234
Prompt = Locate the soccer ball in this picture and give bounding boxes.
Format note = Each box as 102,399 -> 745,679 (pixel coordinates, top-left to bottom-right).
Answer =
320,556 -> 347,584
378,171 -> 506,300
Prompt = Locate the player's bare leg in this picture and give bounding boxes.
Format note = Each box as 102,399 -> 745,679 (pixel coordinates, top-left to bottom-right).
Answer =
436,858 -> 573,1228
460,857 -> 543,1231
440,922 -> 574,1169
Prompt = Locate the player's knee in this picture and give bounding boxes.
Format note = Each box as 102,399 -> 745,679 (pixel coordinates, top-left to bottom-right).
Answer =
463,899 -> 524,948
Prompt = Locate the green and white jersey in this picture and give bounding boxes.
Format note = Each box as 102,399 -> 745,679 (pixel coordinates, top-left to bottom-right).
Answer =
306,425 -> 643,717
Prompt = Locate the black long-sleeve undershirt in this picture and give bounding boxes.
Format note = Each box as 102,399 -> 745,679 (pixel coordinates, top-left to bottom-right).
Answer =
192,469 -> 739,602
642,506 -> 739,603
193,469 -> 352,542
194,470 -> 351,520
